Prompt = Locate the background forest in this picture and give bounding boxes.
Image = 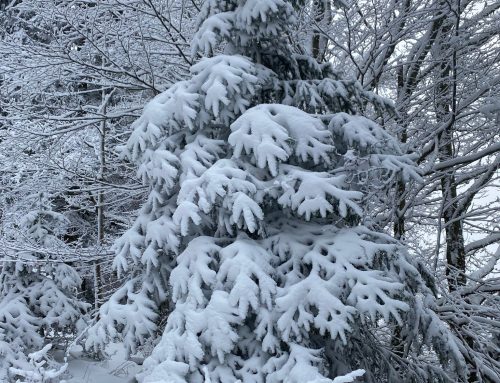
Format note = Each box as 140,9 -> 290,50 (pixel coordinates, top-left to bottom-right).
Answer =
0,0 -> 498,382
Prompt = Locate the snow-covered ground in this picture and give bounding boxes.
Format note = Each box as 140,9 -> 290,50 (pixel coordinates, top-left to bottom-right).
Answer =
60,344 -> 140,383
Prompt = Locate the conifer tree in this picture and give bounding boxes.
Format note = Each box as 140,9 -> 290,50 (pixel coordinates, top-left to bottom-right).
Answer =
0,327 -> 17,381
87,1 -> 470,381
0,193 -> 88,379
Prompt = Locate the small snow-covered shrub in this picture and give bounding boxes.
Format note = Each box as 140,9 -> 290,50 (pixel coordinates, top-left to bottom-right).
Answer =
9,344 -> 67,383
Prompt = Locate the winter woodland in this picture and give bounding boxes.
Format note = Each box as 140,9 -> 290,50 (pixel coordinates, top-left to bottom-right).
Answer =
0,0 -> 499,382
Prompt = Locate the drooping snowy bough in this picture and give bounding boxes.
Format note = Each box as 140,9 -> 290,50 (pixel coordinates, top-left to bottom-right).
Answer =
86,1 -> 470,382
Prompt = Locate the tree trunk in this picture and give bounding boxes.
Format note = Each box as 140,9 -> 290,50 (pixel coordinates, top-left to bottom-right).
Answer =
433,14 -> 467,293
434,6 -> 477,381
94,89 -> 107,310
394,66 -> 408,241
312,0 -> 330,62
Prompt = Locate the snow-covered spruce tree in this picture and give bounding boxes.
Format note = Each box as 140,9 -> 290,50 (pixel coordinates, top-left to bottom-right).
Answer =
87,1 -> 469,382
0,327 -> 19,381
0,193 -> 88,378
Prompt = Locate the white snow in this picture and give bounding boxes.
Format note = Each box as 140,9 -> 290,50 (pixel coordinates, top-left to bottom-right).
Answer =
63,343 -> 140,383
